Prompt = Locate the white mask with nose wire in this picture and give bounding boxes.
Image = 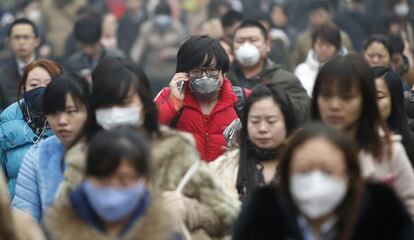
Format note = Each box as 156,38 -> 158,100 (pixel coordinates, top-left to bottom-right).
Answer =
95,107 -> 142,130
235,42 -> 260,67
290,170 -> 347,219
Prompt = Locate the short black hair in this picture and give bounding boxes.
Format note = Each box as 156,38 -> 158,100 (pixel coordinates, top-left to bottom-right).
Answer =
363,34 -> 393,57
312,22 -> 341,50
7,18 -> 39,38
221,10 -> 243,29
43,73 -> 90,115
389,34 -> 405,55
86,127 -> 151,178
308,0 -> 331,13
176,35 -> 230,73
234,19 -> 268,40
74,15 -> 102,44
155,2 -> 171,15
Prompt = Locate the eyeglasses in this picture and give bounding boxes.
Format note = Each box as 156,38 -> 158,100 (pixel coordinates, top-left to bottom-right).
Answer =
188,67 -> 220,78
10,34 -> 36,41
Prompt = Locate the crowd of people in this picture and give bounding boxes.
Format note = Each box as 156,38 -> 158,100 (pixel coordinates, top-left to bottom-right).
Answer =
1,0 -> 414,239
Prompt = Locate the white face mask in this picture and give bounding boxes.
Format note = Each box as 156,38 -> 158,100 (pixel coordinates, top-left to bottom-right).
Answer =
235,42 -> 260,67
395,3 -> 410,17
290,171 -> 347,219
95,107 -> 142,130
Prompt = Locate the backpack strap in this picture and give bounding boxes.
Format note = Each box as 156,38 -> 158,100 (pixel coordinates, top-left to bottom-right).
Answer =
232,86 -> 246,118
169,108 -> 184,128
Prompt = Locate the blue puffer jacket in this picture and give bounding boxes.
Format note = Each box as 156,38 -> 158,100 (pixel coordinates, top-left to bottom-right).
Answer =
0,102 -> 53,198
12,135 -> 64,222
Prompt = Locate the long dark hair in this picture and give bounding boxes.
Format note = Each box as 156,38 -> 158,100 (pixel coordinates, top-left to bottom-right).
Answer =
85,57 -> 160,141
278,122 -> 364,240
372,66 -> 414,165
236,84 -> 298,200
311,54 -> 391,160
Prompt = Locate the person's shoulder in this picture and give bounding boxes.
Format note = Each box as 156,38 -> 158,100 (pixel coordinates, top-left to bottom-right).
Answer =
0,102 -> 23,123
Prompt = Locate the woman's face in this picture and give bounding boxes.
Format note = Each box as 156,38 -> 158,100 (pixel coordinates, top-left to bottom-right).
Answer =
46,94 -> 87,147
290,137 -> 347,178
313,37 -> 337,63
317,87 -> 363,132
247,97 -> 287,149
88,160 -> 142,188
375,77 -> 392,120
25,66 -> 52,91
364,42 -> 391,67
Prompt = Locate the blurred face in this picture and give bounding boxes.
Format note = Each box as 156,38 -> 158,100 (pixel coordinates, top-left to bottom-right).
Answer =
233,27 -> 271,60
88,160 -> 143,188
25,67 -> 52,91
313,38 -> 337,63
220,40 -> 233,62
317,86 -> 363,132
126,0 -> 144,11
375,77 -> 392,120
391,53 -> 404,70
80,42 -> 102,58
290,137 -> 347,178
309,9 -> 330,28
271,6 -> 288,27
46,94 -> 87,147
247,97 -> 287,149
364,42 -> 391,67
8,23 -> 39,61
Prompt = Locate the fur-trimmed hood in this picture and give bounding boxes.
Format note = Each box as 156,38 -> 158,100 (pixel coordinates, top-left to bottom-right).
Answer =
44,196 -> 181,240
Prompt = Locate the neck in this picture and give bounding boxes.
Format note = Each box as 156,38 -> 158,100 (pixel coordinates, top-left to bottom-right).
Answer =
261,159 -> 278,183
105,218 -> 130,238
307,214 -> 334,239
241,60 -> 265,79
17,54 -> 35,65
346,126 -> 358,142
198,96 -> 219,115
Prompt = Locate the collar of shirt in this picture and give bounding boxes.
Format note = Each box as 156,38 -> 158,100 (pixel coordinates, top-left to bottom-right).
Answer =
16,56 -> 35,76
296,215 -> 338,240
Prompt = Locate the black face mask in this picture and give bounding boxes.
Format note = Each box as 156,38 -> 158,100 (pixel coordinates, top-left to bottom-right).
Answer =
248,140 -> 282,162
22,87 -> 48,136
23,86 -> 46,114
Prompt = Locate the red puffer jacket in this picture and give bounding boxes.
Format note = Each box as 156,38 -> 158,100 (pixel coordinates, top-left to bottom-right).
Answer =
155,79 -> 241,162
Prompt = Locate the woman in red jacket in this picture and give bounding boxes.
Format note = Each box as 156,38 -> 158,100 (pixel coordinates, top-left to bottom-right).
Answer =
155,35 -> 248,162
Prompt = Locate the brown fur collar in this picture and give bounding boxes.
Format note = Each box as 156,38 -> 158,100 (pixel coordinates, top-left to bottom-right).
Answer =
44,197 -> 180,240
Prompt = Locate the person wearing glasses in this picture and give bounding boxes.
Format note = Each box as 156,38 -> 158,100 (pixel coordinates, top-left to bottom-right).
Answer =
155,35 -> 249,162
0,18 -> 40,111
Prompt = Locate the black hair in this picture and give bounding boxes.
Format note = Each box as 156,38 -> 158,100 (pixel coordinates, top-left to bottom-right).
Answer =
43,73 -> 90,115
7,18 -> 38,38
389,34 -> 405,55
86,127 -> 150,177
87,57 -> 159,139
308,0 -> 331,13
312,22 -> 341,50
372,66 -> 414,165
221,10 -> 243,29
74,15 -> 102,44
311,54 -> 391,160
234,19 -> 269,40
278,122 -> 363,240
363,34 -> 393,57
236,84 -> 298,200
176,35 -> 230,73
155,2 -> 171,15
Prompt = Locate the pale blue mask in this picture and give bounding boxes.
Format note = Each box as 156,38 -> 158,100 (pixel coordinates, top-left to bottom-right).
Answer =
83,179 -> 147,223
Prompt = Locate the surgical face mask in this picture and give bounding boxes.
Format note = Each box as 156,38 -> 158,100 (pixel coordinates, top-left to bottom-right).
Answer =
83,179 -> 147,223
290,171 -> 347,219
235,42 -> 260,67
189,76 -> 221,101
154,14 -> 171,28
395,3 -> 410,17
95,107 -> 142,130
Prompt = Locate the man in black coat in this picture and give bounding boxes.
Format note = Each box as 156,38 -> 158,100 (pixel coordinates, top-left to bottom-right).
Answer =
0,18 -> 39,111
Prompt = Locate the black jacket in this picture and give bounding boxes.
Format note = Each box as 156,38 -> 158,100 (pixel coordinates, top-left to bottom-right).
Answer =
0,58 -> 21,111
233,183 -> 414,240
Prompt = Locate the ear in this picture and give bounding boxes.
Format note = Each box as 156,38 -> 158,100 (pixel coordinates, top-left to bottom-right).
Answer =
34,37 -> 40,48
265,37 -> 272,54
